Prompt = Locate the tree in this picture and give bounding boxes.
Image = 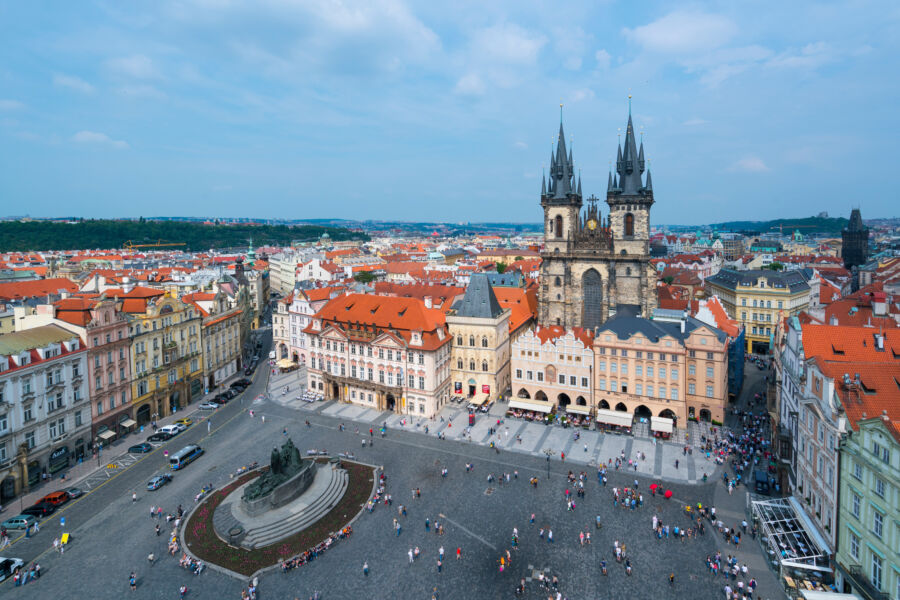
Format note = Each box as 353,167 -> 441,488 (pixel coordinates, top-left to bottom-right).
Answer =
495,262 -> 507,274
663,276 -> 675,284
766,262 -> 785,271
514,256 -> 524,262
354,270 -> 376,284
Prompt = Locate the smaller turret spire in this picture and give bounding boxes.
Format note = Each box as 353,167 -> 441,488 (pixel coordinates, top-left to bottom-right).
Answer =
607,171 -> 613,192
541,170 -> 547,196
644,170 -> 653,192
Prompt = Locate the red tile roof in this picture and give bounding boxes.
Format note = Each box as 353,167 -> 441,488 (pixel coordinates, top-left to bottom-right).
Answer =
0,277 -> 79,301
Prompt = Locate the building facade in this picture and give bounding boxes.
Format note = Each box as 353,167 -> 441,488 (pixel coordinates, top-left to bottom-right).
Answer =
705,268 -> 812,354
510,327 -> 594,415
593,312 -> 729,427
539,109 -> 657,330
0,325 -> 90,499
305,293 -> 451,417
446,274 -> 511,404
841,208 -> 869,270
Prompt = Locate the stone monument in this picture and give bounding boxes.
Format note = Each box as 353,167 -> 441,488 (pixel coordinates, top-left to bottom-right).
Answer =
240,438 -> 317,517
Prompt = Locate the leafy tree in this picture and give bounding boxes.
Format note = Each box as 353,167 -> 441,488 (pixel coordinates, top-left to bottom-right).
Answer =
514,256 -> 524,262
663,276 -> 675,284
354,271 -> 376,284
766,262 -> 785,271
495,262 -> 507,274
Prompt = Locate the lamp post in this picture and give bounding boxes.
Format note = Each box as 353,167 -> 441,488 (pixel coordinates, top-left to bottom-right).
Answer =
543,448 -> 554,479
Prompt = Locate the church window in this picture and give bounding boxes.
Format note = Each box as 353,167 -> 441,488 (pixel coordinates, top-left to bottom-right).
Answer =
624,213 -> 634,237
626,267 -> 631,276
469,360 -> 475,370
469,336 -> 475,346
457,336 -> 462,345
457,359 -> 463,369
555,276 -> 561,286
481,337 -> 488,348
481,360 -> 488,372
555,215 -> 563,239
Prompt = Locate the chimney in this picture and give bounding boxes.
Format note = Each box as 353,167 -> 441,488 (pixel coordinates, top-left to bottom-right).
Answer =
680,319 -> 685,334
424,296 -> 433,309
123,277 -> 134,294
875,334 -> 884,350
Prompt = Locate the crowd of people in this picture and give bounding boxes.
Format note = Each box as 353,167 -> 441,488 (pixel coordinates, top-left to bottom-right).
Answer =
279,526 -> 353,573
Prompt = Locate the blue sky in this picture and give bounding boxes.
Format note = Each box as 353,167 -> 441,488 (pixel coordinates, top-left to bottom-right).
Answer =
1,1 -> 897,225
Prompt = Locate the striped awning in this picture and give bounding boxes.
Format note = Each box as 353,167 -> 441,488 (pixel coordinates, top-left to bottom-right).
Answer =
508,398 -> 553,414
98,430 -> 117,441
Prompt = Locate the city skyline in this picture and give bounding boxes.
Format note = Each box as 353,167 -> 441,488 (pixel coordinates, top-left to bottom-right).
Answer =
1,1 -> 898,224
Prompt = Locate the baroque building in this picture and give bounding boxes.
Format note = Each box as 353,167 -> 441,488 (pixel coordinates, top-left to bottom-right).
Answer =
539,106 -> 657,330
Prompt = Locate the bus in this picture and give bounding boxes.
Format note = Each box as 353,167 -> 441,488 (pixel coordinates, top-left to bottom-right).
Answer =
169,444 -> 204,470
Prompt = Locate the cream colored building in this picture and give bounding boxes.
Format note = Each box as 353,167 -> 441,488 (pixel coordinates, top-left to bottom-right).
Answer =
446,274 -> 511,404
509,327 -> 595,417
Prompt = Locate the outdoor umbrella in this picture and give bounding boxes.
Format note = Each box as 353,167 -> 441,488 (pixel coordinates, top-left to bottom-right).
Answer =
664,489 -> 673,499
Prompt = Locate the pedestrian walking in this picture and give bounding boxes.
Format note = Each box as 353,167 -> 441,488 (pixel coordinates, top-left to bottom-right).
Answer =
669,572 -> 675,586
456,547 -> 461,560
129,572 -> 137,591
363,561 -> 369,576
155,524 -> 161,536
150,505 -> 156,518
132,492 -> 137,502
179,584 -> 187,598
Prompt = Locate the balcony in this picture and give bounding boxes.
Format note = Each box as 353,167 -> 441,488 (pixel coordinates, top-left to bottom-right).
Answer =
844,564 -> 889,600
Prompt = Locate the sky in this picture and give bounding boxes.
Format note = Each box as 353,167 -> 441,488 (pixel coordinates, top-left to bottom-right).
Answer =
1,1 -> 898,225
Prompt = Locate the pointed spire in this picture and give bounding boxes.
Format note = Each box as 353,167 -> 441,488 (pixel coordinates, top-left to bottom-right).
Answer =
618,97 -> 644,194
638,141 -> 645,172
577,174 -> 582,197
541,172 -> 547,196
607,171 -> 613,192
644,170 -> 653,192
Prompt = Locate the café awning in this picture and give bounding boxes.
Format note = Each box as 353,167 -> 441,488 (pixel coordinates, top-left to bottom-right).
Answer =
566,404 -> 592,415
98,430 -> 116,441
276,358 -> 295,369
650,416 -> 674,433
595,409 -> 633,428
508,398 -> 553,414
120,419 -> 137,428
468,393 -> 489,407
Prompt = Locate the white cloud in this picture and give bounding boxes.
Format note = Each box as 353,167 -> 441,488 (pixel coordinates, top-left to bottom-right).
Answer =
53,73 -> 95,94
570,89 -> 595,103
72,130 -> 129,149
470,24 -> 546,65
766,41 -> 833,69
623,12 -> 736,54
729,156 -> 769,173
454,73 -> 485,96
106,54 -> 159,79
514,141 -> 528,150
116,84 -> 167,100
595,49 -> 611,70
0,99 -> 25,110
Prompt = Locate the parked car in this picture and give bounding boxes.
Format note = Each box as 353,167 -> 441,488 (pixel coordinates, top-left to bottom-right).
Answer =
147,431 -> 174,442
1,515 -> 36,530
244,366 -> 255,376
223,389 -> 238,400
210,395 -> 228,406
38,490 -> 71,506
236,378 -> 252,387
754,470 -> 771,495
66,487 -> 84,500
128,442 -> 153,454
198,402 -> 219,410
174,418 -> 193,428
0,557 -> 25,582
21,502 -> 56,517
230,381 -> 246,390
158,425 -> 181,436
147,474 -> 173,491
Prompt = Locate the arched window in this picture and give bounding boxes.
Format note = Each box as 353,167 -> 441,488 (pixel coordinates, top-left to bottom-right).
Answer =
469,336 -> 475,346
469,360 -> 476,370
456,335 -> 463,345
481,337 -> 488,347
548,218 -> 554,236
624,213 -> 634,237
626,267 -> 632,276
554,276 -> 561,286
457,358 -> 463,369
555,215 -> 563,239
481,360 -> 488,372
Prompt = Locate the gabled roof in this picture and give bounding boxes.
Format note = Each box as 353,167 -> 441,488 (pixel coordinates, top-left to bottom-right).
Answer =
0,277 -> 79,301
801,325 -> 900,363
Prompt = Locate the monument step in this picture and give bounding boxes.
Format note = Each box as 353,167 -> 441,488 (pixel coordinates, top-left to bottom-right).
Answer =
241,469 -> 349,548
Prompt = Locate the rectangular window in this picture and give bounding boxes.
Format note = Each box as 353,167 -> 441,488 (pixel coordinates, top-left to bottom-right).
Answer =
387,372 -> 393,385
599,379 -> 607,391
515,369 -> 522,379
598,361 -> 606,372
851,493 -> 861,518
872,553 -> 882,589
659,367 -> 666,379
379,371 -> 385,383
647,385 -> 653,397
526,370 -> 533,381
874,478 -> 885,498
368,368 -> 373,381
569,376 -> 576,386
706,366 -> 714,378
610,362 -> 617,374
688,383 -> 696,395
706,385 -> 714,398
75,410 -> 83,427
646,366 -> 653,377
537,372 -> 543,382
635,384 -> 643,396
852,461 -> 862,480
610,381 -> 618,392
671,368 -> 678,379
581,377 -> 588,388
688,364 -> 696,376
419,377 -> 425,390
849,531 -> 859,559
97,401 -> 104,415
874,511 -> 884,538
559,374 -> 565,384
635,365 -> 643,376
670,388 -> 678,401
25,431 -> 35,449
351,365 -> 357,378
620,350 -> 627,357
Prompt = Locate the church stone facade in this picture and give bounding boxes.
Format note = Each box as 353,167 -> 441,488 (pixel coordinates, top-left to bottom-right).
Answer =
538,108 -> 657,330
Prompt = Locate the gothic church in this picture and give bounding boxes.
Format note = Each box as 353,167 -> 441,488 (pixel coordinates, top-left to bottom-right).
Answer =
538,106 -> 658,329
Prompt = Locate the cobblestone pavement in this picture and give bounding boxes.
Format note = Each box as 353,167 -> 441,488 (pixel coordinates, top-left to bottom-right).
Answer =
4,358 -> 780,600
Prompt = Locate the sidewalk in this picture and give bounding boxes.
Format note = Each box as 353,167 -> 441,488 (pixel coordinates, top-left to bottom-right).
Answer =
7,370 -> 245,512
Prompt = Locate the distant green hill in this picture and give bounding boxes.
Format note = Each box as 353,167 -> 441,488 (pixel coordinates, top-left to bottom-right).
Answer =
711,216 -> 849,235
0,219 -> 368,252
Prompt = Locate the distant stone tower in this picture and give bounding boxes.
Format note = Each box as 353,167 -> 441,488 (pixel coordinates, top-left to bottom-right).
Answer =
841,208 -> 869,270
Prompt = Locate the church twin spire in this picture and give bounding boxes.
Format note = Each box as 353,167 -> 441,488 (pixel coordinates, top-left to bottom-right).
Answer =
543,115 -> 581,201
608,101 -> 652,196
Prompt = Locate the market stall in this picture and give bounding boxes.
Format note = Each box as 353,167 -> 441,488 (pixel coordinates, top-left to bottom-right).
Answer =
507,398 -> 554,422
650,416 -> 674,439
594,409 -> 633,434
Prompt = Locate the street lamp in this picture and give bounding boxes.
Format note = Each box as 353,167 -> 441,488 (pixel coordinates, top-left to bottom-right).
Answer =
543,448 -> 554,479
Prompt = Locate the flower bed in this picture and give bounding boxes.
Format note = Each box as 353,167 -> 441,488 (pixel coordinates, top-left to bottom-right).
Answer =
184,461 -> 374,576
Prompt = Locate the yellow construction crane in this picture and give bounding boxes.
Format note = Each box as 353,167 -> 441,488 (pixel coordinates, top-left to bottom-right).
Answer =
123,240 -> 187,250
